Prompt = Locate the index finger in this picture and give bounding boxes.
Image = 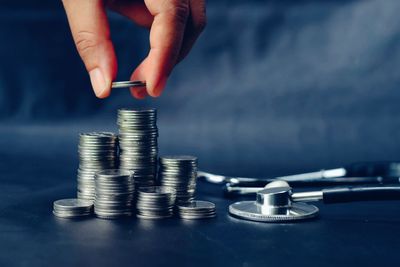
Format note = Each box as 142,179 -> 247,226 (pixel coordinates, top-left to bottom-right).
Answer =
130,0 -> 190,98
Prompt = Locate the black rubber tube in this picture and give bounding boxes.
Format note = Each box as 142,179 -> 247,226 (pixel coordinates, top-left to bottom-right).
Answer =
323,187 -> 400,204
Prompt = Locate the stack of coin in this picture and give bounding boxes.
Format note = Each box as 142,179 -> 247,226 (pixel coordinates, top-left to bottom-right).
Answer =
94,169 -> 135,219
177,200 -> 217,220
118,109 -> 158,188
136,186 -> 176,219
158,156 -> 198,203
53,198 -> 93,218
77,132 -> 118,201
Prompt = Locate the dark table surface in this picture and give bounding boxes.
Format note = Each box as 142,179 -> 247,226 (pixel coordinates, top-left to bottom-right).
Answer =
1,127 -> 400,267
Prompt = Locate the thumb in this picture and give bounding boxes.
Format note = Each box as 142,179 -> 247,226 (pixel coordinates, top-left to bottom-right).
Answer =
62,0 -> 117,98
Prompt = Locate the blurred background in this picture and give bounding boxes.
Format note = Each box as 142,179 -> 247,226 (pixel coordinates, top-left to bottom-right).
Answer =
1,0 -> 400,179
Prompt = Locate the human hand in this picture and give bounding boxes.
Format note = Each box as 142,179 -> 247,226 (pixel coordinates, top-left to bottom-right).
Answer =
62,0 -> 206,99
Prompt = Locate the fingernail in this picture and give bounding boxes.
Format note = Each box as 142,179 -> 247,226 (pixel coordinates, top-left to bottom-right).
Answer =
89,68 -> 108,98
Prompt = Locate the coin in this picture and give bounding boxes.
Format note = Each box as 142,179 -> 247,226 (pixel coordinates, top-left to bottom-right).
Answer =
158,155 -> 198,203
77,132 -> 118,201
112,81 -> 146,88
118,109 -> 158,188
136,186 -> 176,219
53,198 -> 93,218
177,200 -> 217,220
94,169 -> 135,219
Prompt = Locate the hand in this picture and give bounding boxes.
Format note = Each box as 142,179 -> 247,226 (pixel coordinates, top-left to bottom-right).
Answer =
62,0 -> 206,99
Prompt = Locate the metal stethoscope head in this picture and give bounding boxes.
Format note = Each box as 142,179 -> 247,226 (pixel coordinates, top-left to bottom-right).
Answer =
229,180 -> 400,223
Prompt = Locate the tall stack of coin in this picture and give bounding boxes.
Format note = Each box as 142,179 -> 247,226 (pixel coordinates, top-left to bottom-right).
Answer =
118,109 -> 158,188
136,186 -> 176,219
77,132 -> 118,201
94,169 -> 135,219
158,156 -> 198,204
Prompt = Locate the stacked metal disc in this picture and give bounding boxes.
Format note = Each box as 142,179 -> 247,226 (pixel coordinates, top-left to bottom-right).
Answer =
177,200 -> 217,220
94,169 -> 135,219
118,109 -> 158,188
158,156 -> 198,203
77,132 -> 118,201
136,186 -> 176,219
53,198 -> 93,218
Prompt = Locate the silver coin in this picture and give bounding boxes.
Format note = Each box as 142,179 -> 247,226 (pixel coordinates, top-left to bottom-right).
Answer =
179,214 -> 216,220
160,155 -> 197,162
95,212 -> 134,219
118,109 -> 158,188
158,155 -> 198,203
53,211 -> 92,219
53,198 -> 93,210
53,198 -> 93,218
136,186 -> 176,219
177,200 -> 217,219
93,168 -> 135,219
76,132 -> 118,201
177,200 -> 215,210
112,81 -> 146,88
136,214 -> 173,220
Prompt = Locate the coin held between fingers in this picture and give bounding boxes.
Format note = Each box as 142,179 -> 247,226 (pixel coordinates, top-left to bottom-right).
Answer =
111,81 -> 146,89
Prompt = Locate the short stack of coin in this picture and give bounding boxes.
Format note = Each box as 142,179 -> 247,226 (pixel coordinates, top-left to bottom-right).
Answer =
136,186 -> 176,219
94,169 -> 135,219
158,156 -> 198,204
53,198 -> 93,218
77,132 -> 118,201
118,109 -> 158,188
177,200 -> 217,220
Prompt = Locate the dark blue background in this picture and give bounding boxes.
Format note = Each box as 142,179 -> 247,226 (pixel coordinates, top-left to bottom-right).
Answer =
2,0 -> 400,176
1,1 -> 400,266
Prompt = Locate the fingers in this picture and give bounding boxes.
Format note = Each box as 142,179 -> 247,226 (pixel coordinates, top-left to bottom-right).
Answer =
106,0 -> 151,100
177,0 -> 207,62
130,0 -> 190,98
62,0 -> 117,98
131,87 -> 148,99
107,0 -> 153,28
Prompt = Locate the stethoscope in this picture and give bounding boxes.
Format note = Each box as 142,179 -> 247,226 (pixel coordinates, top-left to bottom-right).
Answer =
197,161 -> 400,222
229,180 -> 400,222
198,161 -> 400,196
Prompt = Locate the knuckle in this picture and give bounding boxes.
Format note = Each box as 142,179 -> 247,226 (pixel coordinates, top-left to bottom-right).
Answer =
74,31 -> 98,59
164,0 -> 190,25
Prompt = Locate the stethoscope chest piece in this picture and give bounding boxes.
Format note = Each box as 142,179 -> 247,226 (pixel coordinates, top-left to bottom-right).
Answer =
228,182 -> 319,222
229,201 -> 319,222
